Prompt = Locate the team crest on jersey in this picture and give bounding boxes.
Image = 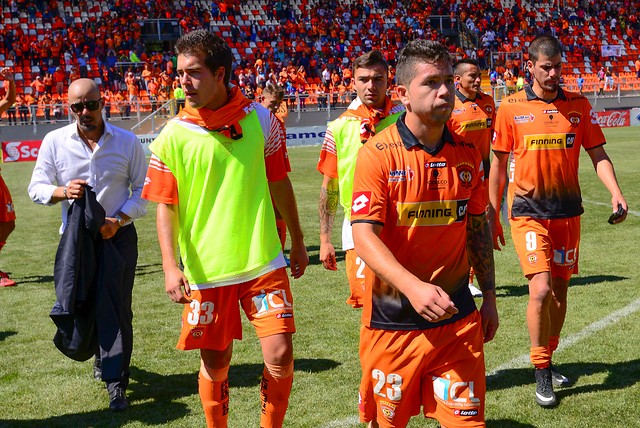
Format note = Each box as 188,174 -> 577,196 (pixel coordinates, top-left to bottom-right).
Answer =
514,114 -> 535,124
380,401 -> 397,421
6,202 -> 14,213
527,253 -> 538,264
484,105 -> 493,113
456,163 -> 474,189
567,111 -> 582,127
191,327 -> 204,339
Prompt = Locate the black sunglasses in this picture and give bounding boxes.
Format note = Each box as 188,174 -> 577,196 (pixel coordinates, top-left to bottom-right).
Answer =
69,99 -> 102,113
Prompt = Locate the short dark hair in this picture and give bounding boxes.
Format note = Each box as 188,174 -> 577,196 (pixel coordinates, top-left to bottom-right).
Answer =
396,40 -> 452,86
528,35 -> 563,63
453,58 -> 480,75
175,29 -> 232,85
352,50 -> 388,74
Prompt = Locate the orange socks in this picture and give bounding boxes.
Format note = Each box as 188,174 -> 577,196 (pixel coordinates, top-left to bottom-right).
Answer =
275,219 -> 287,249
199,361 -> 294,427
549,335 -> 560,356
259,361 -> 294,428
530,346 -> 551,369
199,367 -> 230,428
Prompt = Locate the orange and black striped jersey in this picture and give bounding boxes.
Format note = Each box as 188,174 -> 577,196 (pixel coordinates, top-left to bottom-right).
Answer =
448,89 -> 496,177
351,114 -> 486,330
492,86 -> 605,219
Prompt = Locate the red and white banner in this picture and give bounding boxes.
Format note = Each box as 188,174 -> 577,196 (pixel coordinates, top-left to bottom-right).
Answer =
595,110 -> 630,128
2,140 -> 42,162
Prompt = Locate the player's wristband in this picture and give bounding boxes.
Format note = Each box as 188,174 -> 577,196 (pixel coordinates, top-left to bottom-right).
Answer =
63,186 -> 68,199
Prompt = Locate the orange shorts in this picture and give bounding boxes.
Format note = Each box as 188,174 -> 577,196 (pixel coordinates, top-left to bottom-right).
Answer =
359,312 -> 486,427
345,249 -> 366,308
176,268 -> 295,351
0,176 -> 16,223
510,216 -> 580,280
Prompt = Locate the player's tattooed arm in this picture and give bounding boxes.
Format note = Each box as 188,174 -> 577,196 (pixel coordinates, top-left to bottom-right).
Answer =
466,213 -> 496,293
319,176 -> 339,237
319,175 -> 340,270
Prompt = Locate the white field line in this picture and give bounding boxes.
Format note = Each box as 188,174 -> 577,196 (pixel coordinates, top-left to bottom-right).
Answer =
582,198 -> 640,217
320,415 -> 360,428
321,298 -> 640,427
487,297 -> 640,377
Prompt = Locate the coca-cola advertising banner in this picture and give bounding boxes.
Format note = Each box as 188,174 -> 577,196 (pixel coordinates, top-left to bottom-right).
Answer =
2,140 -> 42,162
595,110 -> 630,128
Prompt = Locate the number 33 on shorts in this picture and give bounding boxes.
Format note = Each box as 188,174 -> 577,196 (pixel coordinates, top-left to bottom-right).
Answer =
187,300 -> 216,325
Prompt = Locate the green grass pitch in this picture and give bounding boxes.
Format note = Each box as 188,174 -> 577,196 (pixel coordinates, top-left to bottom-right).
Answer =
0,127 -> 638,427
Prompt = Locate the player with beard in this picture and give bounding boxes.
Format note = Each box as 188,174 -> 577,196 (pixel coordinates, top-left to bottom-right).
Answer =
317,50 -> 404,308
351,39 -> 498,427
489,35 -> 628,407
29,78 -> 148,411
447,58 -> 496,298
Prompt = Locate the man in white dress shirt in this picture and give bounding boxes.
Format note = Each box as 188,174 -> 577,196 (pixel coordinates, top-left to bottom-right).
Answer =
28,78 -> 148,412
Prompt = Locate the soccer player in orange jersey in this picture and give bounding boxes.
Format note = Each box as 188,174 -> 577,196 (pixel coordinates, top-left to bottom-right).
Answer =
352,40 -> 498,427
489,35 -> 628,408
318,50 -> 404,308
0,68 -> 17,287
261,82 -> 292,257
448,58 -> 496,298
142,30 -> 308,427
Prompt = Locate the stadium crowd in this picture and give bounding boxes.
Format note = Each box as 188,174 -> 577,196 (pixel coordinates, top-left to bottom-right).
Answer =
0,0 -> 639,123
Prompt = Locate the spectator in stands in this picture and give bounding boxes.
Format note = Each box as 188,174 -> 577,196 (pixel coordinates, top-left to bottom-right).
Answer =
173,82 -> 186,110
16,95 -> 29,125
41,92 -> 52,122
159,71 -> 172,95
103,88 -> 113,121
6,102 -> 17,125
141,64 -> 152,91
26,92 -> 38,124
604,67 -> 615,91
30,76 -> 46,98
125,72 -> 139,108
0,68 -> 17,286
115,90 -> 127,118
52,96 -> 63,122
147,77 -> 159,111
577,74 -> 585,94
43,73 -> 54,95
